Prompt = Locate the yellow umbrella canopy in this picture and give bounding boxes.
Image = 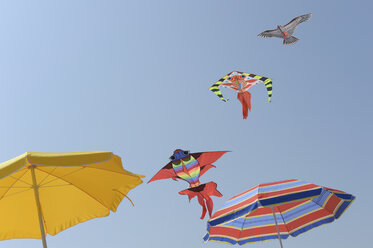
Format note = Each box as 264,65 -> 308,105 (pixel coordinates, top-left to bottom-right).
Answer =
0,151 -> 144,247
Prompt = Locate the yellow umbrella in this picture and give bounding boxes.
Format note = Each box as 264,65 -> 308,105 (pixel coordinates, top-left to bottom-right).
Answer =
0,151 -> 144,247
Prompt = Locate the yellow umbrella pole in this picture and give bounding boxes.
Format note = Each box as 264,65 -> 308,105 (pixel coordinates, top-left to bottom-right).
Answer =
30,166 -> 48,248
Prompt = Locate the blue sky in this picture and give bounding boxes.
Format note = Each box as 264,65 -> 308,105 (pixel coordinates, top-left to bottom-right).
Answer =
0,0 -> 372,247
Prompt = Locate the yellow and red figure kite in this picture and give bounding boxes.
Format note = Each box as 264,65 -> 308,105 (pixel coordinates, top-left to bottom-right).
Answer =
149,149 -> 228,219
209,71 -> 273,119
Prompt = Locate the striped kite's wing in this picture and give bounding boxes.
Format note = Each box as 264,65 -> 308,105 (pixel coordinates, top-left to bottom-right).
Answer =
242,72 -> 273,102
192,151 -> 229,178
209,72 -> 233,102
148,162 -> 178,183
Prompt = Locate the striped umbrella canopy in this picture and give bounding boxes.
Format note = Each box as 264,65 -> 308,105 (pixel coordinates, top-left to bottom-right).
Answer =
204,179 -> 355,247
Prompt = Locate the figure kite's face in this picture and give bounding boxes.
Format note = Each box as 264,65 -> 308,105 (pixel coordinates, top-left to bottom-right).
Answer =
169,149 -> 190,162
223,74 -> 259,92
227,75 -> 246,85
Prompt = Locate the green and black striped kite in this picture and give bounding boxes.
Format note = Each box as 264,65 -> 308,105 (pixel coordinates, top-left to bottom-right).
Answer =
209,71 -> 272,119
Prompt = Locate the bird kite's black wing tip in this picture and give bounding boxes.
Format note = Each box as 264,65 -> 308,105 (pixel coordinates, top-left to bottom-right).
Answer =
300,13 -> 312,22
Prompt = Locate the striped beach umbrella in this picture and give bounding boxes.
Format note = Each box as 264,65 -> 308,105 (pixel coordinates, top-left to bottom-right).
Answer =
204,179 -> 355,247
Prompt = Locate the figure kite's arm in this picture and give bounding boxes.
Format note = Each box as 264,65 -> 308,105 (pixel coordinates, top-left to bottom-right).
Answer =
242,78 -> 259,91
194,151 -> 229,177
209,72 -> 234,102
242,73 -> 273,102
148,163 -> 178,183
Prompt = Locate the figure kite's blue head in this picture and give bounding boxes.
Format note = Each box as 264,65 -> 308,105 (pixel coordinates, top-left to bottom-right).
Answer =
169,149 -> 190,161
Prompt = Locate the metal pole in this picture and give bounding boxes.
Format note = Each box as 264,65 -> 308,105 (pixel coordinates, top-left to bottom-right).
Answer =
31,166 -> 48,248
271,206 -> 284,248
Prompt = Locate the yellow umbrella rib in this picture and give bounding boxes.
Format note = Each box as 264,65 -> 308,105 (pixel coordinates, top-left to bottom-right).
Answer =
0,186 -> 30,188
38,167 -> 143,188
34,167 -> 108,210
37,167 -> 57,186
0,169 -> 31,200
73,166 -> 143,207
112,190 -> 135,207
40,184 -> 72,188
39,167 -> 84,187
0,188 -> 33,199
37,166 -> 142,209
9,174 -> 32,187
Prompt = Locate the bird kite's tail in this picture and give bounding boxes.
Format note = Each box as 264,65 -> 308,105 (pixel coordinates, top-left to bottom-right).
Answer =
283,36 -> 299,45
237,91 -> 251,119
179,182 -> 222,219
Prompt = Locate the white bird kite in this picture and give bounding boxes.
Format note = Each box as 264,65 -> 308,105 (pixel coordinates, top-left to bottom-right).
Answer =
258,13 -> 312,45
